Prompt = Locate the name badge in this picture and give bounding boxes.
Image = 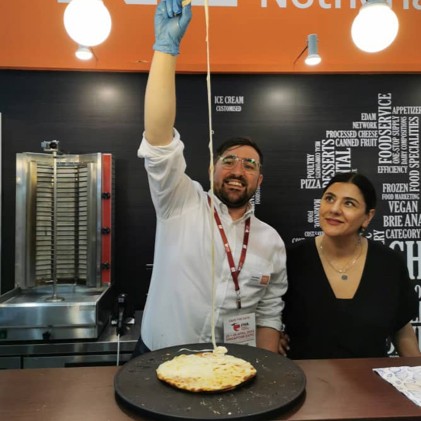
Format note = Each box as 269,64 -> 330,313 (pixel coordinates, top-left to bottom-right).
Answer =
223,313 -> 256,346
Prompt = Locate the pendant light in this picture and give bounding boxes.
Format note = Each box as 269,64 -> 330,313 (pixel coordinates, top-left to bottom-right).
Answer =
64,0 -> 112,47
351,0 -> 399,53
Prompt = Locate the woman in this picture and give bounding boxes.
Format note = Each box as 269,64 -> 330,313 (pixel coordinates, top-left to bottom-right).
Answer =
281,172 -> 420,359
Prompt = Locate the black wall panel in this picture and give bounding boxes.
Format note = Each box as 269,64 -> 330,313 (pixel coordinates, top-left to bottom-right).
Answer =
1,71 -> 420,316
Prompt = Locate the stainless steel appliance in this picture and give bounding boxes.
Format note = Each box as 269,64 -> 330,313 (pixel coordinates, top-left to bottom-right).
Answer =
0,142 -> 113,342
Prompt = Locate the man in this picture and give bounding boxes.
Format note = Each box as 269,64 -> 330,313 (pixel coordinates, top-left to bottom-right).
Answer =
133,0 -> 288,356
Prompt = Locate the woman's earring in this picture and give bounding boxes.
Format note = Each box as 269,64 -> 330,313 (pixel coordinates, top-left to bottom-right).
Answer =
360,226 -> 366,236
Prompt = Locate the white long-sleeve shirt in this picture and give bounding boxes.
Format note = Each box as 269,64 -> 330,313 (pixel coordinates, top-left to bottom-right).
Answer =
138,130 -> 288,351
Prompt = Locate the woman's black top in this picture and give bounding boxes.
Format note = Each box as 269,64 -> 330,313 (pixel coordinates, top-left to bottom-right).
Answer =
283,239 -> 418,359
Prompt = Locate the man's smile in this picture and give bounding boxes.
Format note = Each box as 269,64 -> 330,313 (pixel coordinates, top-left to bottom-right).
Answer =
224,177 -> 246,190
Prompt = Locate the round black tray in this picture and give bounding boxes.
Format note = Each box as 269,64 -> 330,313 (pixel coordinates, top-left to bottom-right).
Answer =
114,343 -> 306,420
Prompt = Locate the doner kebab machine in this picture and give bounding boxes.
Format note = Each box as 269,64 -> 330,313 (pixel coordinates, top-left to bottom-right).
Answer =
0,141 -> 115,341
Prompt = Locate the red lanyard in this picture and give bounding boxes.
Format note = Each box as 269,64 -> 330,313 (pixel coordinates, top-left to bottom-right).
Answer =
208,196 -> 251,309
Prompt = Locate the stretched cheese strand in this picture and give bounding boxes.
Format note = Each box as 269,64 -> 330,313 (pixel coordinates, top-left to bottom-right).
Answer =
202,0 -> 218,352
176,0 -> 217,354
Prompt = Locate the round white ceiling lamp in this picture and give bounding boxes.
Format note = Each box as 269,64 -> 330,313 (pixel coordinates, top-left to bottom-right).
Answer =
75,45 -> 93,61
351,0 -> 399,53
64,0 -> 112,47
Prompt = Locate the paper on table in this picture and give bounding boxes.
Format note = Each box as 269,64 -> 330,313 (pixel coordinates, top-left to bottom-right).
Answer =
373,366 -> 421,407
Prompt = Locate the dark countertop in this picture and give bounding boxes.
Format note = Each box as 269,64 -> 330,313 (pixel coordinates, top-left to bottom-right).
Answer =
1,356 -> 421,420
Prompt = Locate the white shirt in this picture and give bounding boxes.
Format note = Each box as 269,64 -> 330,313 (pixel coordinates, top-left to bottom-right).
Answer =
138,130 -> 288,351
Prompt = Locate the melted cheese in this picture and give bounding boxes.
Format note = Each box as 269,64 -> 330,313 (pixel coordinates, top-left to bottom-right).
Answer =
156,351 -> 256,392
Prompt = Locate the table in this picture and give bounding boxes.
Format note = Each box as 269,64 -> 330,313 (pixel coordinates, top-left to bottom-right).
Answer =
0,357 -> 420,420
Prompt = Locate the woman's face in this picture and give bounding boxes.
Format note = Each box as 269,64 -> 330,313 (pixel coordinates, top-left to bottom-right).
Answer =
319,182 -> 375,238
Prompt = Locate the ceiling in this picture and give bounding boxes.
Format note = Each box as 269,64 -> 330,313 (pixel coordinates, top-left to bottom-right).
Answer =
0,0 -> 420,74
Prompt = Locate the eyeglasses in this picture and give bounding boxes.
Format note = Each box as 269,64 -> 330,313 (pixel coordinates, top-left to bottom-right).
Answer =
218,154 -> 261,173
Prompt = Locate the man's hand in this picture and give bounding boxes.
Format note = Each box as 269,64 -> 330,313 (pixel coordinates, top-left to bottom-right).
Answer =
153,0 -> 192,56
278,331 -> 290,357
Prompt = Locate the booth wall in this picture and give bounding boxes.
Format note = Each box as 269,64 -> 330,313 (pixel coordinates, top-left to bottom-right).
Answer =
0,71 -> 420,345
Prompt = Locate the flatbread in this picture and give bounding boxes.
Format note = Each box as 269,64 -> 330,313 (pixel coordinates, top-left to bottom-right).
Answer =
156,346 -> 257,393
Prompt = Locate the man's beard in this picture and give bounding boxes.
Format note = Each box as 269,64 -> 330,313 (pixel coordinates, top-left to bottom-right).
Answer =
214,177 -> 256,209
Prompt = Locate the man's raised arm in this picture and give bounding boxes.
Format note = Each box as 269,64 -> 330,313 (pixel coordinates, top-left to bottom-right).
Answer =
144,0 -> 192,146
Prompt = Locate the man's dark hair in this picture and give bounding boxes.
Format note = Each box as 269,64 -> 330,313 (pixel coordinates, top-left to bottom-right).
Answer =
215,137 -> 264,168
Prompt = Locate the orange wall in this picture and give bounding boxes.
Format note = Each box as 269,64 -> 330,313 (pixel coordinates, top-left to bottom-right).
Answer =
0,0 -> 420,73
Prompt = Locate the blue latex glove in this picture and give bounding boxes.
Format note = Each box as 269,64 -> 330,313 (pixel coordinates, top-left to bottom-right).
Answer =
153,0 -> 192,56
164,0 -> 183,17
